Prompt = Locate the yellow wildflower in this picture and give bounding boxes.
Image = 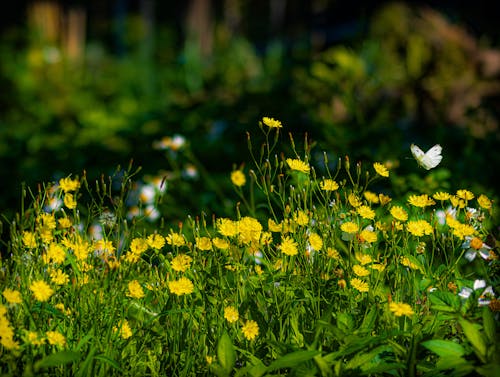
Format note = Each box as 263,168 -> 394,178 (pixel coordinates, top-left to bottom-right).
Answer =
262,117 -> 282,128
357,205 -> 375,220
406,220 -> 433,237
147,234 -> 165,250
280,236 -> 298,256
359,229 -> 377,243
212,237 -> 230,250
224,307 -> 239,323
63,193 -> 77,209
286,158 -> 310,174
373,162 -> 389,177
348,193 -> 362,207
389,302 -> 414,317
217,218 -> 239,237
456,189 -> 474,201
166,232 -> 186,247
22,231 -> 37,248
196,236 -> 212,251
241,320 -> 259,341
320,179 -> 339,191
390,206 -> 408,221
59,176 -> 80,193
2,288 -> 22,304
308,233 -> 323,251
231,170 -> 246,187
170,254 -> 193,272
408,194 -> 435,208
168,277 -> 194,296
340,221 -> 359,234
477,194 -> 492,210
49,269 -> 69,285
238,217 -> 262,244
29,280 -> 54,302
127,280 -> 145,299
353,265 -> 370,277
351,278 -> 369,292
46,331 -> 66,347
378,193 -> 392,205
433,191 -> 451,201
364,191 -> 380,204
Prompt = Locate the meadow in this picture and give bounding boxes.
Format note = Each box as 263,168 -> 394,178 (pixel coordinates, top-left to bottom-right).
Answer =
1,118 -> 498,376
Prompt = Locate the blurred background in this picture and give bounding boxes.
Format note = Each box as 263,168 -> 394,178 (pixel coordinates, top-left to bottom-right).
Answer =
1,0 -> 499,229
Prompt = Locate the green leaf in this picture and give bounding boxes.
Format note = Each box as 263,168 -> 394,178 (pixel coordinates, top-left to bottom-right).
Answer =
93,354 -> 123,372
421,339 -> 466,357
34,351 -> 81,371
314,354 -> 333,377
429,291 -> 460,312
358,307 -> 377,334
435,356 -> 474,374
482,307 -> 496,345
267,350 -> 320,372
217,331 -> 236,374
459,318 -> 487,360
345,345 -> 392,371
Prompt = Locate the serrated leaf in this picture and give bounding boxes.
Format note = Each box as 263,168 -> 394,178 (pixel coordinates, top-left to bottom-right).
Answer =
217,331 -> 236,374
267,350 -> 320,372
429,291 -> 460,312
34,351 -> 81,370
421,339 -> 466,357
459,318 -> 487,360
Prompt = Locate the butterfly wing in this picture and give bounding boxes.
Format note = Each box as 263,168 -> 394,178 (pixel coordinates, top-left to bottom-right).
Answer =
420,144 -> 442,170
410,144 -> 442,170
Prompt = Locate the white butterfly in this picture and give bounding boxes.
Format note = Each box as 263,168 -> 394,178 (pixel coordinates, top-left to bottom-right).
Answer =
410,144 -> 442,170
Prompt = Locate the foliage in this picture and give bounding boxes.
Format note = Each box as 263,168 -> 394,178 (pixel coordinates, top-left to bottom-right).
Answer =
1,120 -> 499,376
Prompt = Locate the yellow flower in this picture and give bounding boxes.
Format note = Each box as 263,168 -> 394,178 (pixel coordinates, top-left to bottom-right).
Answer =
22,231 -> 37,248
280,236 -> 298,256
340,221 -> 359,234
451,223 -> 475,239
59,176 -> 80,193
406,220 -> 433,237
456,189 -> 474,201
168,277 -> 194,296
262,117 -> 282,128
217,218 -> 239,237
364,191 -> 379,204
353,265 -> 370,277
378,193 -> 392,205
390,206 -> 408,222
389,302 -> 414,317
231,170 -> 246,187
355,253 -> 372,265
130,237 -> 149,254
370,263 -> 386,272
196,236 -> 212,251
433,191 -> 451,201
286,158 -> 310,174
320,179 -> 339,191
351,278 -> 369,292
147,234 -> 165,250
58,217 -> 72,229
29,280 -> 54,302
63,193 -> 77,209
348,193 -> 362,207
50,269 -> 69,285
293,210 -> 310,226
327,247 -> 341,260
373,162 -> 389,177
224,307 -> 239,323
127,280 -> 145,299
27,331 -> 45,346
400,256 -> 420,270
357,205 -> 375,220
308,233 -> 323,251
114,320 -> 132,339
359,229 -> 377,243
408,194 -> 435,208
166,232 -> 186,247
241,320 -> 259,340
46,331 -> 66,347
477,194 -> 492,210
45,242 -> 66,264
171,254 -> 193,272
212,237 -> 230,250
268,218 -> 283,232
238,217 -> 262,244
2,288 -> 22,304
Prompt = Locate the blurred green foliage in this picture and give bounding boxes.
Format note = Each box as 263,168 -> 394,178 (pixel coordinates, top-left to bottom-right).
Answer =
0,3 -> 498,229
